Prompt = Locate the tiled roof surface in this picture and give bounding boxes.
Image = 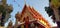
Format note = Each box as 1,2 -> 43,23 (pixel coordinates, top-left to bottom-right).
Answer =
21,4 -> 51,27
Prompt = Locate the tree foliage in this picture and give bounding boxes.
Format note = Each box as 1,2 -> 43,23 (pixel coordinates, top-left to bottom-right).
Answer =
0,4 -> 13,26
51,0 -> 60,8
45,7 -> 56,23
45,7 -> 54,16
0,5 -> 6,17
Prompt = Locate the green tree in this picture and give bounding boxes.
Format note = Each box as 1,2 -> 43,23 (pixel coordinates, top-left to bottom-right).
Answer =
0,0 -> 13,26
45,7 -> 56,23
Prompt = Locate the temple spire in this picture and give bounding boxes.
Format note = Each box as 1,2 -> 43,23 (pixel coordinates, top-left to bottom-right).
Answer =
24,0 -> 26,5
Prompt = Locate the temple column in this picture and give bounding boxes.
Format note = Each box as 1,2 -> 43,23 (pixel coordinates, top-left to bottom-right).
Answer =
25,16 -> 29,28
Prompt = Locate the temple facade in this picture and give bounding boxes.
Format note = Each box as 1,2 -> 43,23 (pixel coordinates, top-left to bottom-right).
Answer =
15,4 -> 51,28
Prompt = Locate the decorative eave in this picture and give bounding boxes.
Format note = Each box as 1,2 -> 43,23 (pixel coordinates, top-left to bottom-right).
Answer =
20,4 -> 51,27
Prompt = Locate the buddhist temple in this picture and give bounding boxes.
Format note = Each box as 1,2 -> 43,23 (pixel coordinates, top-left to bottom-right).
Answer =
15,4 -> 51,28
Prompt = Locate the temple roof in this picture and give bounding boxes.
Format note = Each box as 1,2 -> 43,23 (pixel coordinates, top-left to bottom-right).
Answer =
21,4 -> 47,22
21,4 -> 51,27
15,4 -> 51,28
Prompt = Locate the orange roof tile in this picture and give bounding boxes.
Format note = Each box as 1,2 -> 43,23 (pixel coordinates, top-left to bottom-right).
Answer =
21,4 -> 51,27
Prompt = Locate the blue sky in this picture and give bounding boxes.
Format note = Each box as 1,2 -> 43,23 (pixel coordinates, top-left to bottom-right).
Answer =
5,0 -> 57,27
